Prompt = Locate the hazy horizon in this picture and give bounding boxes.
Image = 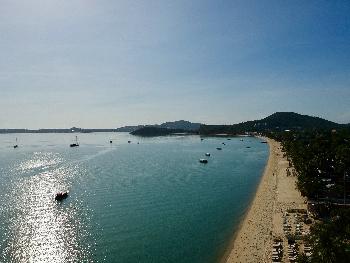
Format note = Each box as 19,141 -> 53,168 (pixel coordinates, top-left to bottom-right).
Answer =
0,111 -> 348,130
1,0 -> 349,129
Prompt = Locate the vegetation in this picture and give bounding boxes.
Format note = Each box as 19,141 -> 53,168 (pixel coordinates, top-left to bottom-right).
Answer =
130,127 -> 192,136
199,112 -> 345,135
118,120 -> 202,132
270,129 -> 350,201
268,129 -> 350,263
296,208 -> 350,263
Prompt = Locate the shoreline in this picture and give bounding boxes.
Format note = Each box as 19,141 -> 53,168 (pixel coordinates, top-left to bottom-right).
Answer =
221,138 -> 307,263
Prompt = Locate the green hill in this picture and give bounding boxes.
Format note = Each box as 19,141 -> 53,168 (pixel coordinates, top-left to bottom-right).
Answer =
130,127 -> 190,137
200,112 -> 345,135
117,120 -> 201,132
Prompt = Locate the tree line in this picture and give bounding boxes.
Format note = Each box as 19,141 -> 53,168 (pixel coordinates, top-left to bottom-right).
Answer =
267,129 -> 350,262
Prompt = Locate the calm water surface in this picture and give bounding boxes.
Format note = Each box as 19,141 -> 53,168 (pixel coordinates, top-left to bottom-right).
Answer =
0,133 -> 268,263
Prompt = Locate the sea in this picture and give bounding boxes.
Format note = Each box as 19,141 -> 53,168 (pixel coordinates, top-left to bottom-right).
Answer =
0,133 -> 268,263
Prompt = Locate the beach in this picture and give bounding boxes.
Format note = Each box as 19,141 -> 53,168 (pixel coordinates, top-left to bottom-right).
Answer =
223,138 -> 307,263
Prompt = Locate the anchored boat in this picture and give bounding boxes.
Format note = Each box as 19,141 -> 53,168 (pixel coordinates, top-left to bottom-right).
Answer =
13,138 -> 18,148
70,136 -> 79,147
55,191 -> 68,201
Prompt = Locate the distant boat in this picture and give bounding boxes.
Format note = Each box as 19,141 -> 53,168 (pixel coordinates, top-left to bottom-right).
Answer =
246,146 -> 251,148
240,139 -> 244,141
70,136 -> 79,147
216,147 -> 222,150
261,141 -> 268,144
199,159 -> 208,163
13,138 -> 18,148
110,140 -> 113,144
201,138 -> 204,141
205,153 -> 210,156
227,138 -> 231,140
128,140 -> 131,143
222,142 -> 226,145
55,191 -> 68,201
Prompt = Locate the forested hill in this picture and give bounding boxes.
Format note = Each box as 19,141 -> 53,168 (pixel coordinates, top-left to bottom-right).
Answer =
117,120 -> 201,132
130,127 -> 191,136
159,120 -> 201,131
200,112 -> 346,135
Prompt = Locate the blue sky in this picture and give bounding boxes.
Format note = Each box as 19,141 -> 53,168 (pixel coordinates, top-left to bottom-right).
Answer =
0,0 -> 349,128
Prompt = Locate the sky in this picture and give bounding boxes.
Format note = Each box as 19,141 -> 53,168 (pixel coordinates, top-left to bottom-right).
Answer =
0,0 -> 349,128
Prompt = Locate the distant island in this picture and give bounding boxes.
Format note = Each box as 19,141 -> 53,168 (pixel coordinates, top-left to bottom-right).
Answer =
128,120 -> 201,137
116,120 -> 202,132
130,127 -> 194,137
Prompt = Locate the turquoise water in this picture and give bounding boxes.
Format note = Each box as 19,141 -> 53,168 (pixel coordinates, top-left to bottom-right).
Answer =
0,133 -> 268,263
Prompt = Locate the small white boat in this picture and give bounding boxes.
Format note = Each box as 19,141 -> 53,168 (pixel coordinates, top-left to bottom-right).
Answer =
205,153 -> 210,156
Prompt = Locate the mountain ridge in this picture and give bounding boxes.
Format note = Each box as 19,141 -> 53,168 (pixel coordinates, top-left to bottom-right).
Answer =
116,120 -> 202,132
199,112 -> 347,135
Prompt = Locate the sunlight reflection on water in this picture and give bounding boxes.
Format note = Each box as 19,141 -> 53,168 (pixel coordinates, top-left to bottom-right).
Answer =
16,152 -> 62,172
2,156 -> 93,262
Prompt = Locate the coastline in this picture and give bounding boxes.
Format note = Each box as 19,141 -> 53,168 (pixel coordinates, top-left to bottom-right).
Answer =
222,138 -> 307,263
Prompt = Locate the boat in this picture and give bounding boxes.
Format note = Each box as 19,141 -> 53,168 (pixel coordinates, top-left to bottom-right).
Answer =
222,142 -> 226,145
55,191 -> 68,201
70,136 -> 79,147
205,153 -> 210,156
201,138 -> 204,141
199,159 -> 208,163
246,146 -> 251,148
216,147 -> 222,150
13,138 -> 18,148
128,140 -> 131,143
227,138 -> 231,140
110,140 -> 113,144
240,139 -> 244,141
261,141 -> 268,144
